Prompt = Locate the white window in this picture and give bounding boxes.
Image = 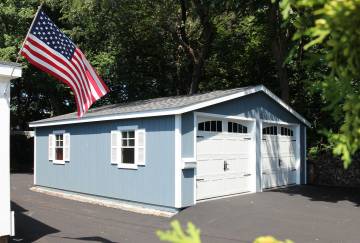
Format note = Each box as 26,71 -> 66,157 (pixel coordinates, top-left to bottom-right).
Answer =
228,122 -> 248,133
263,126 -> 278,135
111,128 -> 146,169
280,126 -> 294,136
49,132 -> 70,164
198,120 -> 222,132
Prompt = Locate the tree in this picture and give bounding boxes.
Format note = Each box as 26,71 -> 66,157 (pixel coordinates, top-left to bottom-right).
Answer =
280,0 -> 360,167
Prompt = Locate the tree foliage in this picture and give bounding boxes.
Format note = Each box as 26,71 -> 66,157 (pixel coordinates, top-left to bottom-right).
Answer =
1,0 -> 343,166
280,0 -> 360,167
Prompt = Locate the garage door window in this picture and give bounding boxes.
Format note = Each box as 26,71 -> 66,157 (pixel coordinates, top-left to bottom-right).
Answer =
198,120 -> 222,132
280,127 -> 293,136
228,122 -> 248,133
263,126 -> 277,135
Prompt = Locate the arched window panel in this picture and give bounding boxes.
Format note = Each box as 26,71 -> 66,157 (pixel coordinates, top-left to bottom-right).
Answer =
263,126 -> 278,135
228,122 -> 248,133
198,120 -> 222,132
280,126 -> 294,136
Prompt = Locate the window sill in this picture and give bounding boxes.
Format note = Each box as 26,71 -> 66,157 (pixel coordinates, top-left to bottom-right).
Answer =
118,163 -> 138,170
52,160 -> 65,165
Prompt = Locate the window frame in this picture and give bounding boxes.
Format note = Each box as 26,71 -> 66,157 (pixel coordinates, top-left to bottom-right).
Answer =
50,130 -> 70,165
111,126 -> 146,170
197,120 -> 222,132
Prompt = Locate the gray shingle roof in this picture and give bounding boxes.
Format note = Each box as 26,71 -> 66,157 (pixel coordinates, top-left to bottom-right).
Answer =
30,85 -> 258,125
0,61 -> 22,67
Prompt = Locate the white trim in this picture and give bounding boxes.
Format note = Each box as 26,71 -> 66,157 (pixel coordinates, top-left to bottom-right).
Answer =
193,113 -> 197,205
194,112 -> 256,122
295,124 -> 301,185
174,114 -> 182,208
117,129 -> 138,170
259,121 -> 263,192
29,85 -> 311,128
10,211 -> 14,236
304,127 -> 307,184
118,163 -> 138,170
261,119 -> 298,126
182,157 -> 196,163
34,130 -> 37,185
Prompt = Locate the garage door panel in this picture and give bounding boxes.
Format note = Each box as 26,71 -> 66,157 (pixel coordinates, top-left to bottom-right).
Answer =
197,176 -> 252,200
196,117 -> 254,200
261,124 -> 299,190
261,156 -> 278,172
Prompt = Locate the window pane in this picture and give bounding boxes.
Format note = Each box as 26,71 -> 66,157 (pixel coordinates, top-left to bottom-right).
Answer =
217,121 -> 222,132
198,122 -> 204,131
122,132 -> 127,138
211,121 -> 216,131
60,141 -> 63,147
274,126 -> 277,135
233,123 -> 238,133
128,131 -> 135,138
238,124 -> 242,133
56,148 -> 63,160
281,127 -> 284,135
228,122 -> 233,132
122,148 -> 134,164
243,126 -> 247,133
128,139 -> 135,146
205,121 -> 210,131
122,139 -> 128,146
291,130 -> 293,136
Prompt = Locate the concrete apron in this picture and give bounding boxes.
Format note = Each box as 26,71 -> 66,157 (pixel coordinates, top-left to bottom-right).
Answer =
30,186 -> 177,218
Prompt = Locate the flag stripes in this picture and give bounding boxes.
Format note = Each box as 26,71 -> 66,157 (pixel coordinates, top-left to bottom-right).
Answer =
21,34 -> 109,117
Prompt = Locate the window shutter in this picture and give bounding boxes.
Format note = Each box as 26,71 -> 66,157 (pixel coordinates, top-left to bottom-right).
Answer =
48,134 -> 55,161
111,131 -> 121,164
135,129 -> 146,165
63,133 -> 70,161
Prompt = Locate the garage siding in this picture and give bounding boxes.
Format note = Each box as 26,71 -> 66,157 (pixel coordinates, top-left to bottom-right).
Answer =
181,91 -> 307,195
35,116 -> 177,209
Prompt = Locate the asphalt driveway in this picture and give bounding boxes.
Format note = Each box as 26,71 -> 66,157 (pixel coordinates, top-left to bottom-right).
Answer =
10,173 -> 360,243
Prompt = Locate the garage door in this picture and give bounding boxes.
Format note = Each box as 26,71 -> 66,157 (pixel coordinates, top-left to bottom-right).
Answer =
261,124 -> 297,189
196,118 -> 254,200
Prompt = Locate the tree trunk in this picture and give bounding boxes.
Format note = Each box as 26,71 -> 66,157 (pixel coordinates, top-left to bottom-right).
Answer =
269,1 -> 289,103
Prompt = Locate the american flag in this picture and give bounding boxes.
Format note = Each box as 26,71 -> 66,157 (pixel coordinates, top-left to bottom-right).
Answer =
20,10 -> 110,117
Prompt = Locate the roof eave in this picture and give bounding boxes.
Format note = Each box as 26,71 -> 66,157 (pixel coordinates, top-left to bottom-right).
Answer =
29,85 -> 311,128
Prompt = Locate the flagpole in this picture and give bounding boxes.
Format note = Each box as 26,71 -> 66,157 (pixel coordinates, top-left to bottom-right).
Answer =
15,3 -> 43,63
9,3 -> 43,79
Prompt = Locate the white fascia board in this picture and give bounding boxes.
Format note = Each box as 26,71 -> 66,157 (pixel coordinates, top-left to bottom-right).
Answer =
0,64 -> 22,79
29,85 -> 311,128
260,86 -> 311,127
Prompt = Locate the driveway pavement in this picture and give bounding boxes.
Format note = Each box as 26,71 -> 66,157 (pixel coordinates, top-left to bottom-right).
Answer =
10,173 -> 360,243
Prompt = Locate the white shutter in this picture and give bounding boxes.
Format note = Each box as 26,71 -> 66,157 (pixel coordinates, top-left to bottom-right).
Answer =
111,131 -> 121,164
63,133 -> 70,161
48,134 -> 55,161
135,129 -> 146,165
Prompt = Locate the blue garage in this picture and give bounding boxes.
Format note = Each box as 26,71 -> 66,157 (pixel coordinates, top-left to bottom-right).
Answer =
30,85 -> 311,212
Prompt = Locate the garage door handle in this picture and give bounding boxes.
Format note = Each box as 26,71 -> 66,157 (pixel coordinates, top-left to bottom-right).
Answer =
244,173 -> 252,177
262,172 -> 268,175
243,137 -> 251,140
291,168 -> 297,171
197,135 -> 204,138
262,138 -> 266,141
197,178 -> 205,181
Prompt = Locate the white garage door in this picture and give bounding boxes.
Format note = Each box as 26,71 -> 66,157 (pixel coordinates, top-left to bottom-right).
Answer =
196,118 -> 254,200
261,124 -> 297,189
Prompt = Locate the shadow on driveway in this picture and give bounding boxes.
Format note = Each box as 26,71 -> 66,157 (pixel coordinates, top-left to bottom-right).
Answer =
271,185 -> 360,206
10,201 -> 59,242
